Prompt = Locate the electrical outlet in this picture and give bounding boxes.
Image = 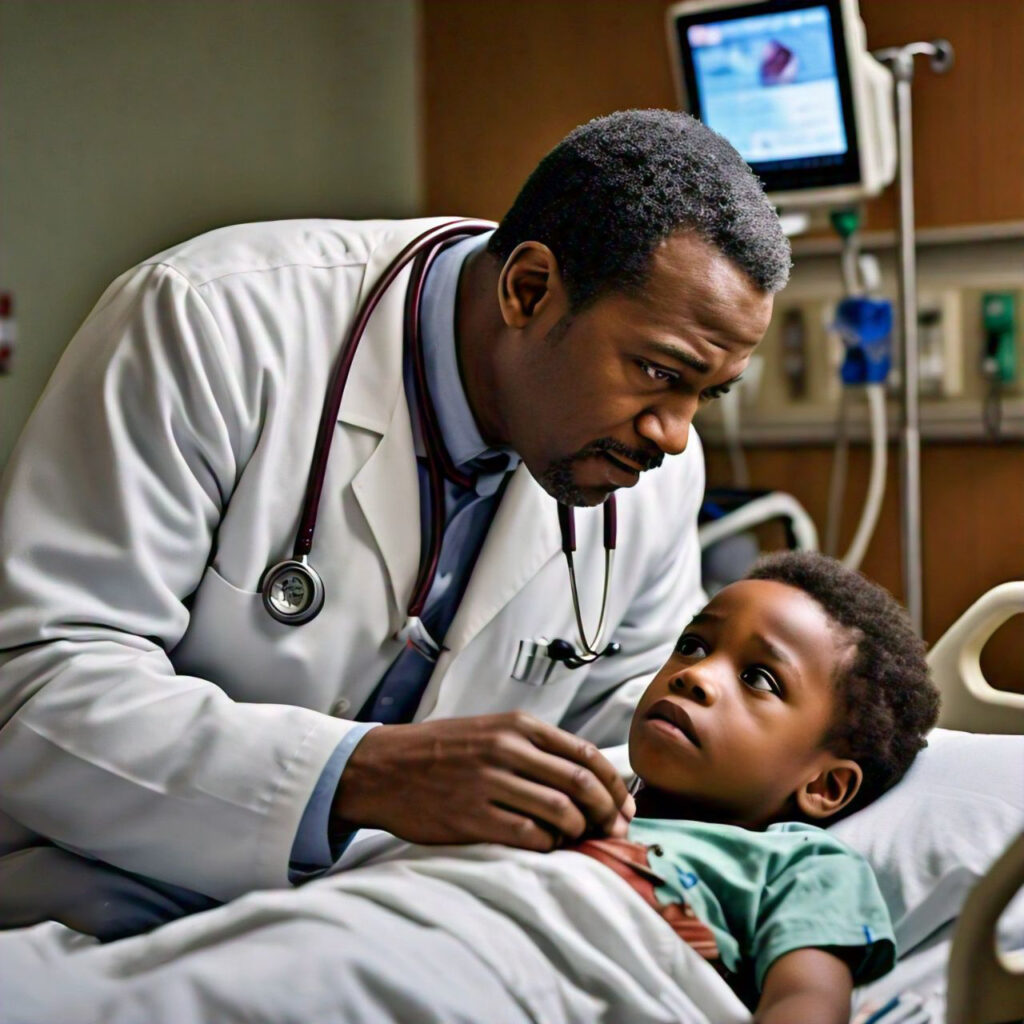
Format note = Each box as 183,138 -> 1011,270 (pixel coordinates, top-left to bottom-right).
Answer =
885,289 -> 963,398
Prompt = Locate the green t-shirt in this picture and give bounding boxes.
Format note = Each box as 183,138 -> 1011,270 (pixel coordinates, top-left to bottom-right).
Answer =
627,818 -> 895,1003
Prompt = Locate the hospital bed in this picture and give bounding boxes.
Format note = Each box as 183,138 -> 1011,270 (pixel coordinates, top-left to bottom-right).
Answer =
0,585 -> 1021,1024
700,493 -> 1024,1023
840,581 -> 1024,1024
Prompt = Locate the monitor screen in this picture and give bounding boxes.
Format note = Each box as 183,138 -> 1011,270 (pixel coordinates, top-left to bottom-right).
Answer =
672,0 -> 861,194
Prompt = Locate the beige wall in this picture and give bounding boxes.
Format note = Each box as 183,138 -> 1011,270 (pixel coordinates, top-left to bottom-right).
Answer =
0,0 -> 421,466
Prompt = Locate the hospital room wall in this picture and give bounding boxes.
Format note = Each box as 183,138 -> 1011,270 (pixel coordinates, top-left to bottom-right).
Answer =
420,0 -> 1024,690
420,0 -> 1024,230
0,0 -> 422,469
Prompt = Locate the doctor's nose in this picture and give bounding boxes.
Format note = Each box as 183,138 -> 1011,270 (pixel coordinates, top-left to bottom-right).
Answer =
668,668 -> 718,706
635,400 -> 695,457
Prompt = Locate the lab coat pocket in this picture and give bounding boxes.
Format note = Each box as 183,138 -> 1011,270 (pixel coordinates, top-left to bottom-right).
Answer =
171,564 -> 329,709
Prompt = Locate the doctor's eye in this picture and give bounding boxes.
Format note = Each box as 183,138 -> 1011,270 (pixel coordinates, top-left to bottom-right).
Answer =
636,359 -> 679,385
740,665 -> 782,696
674,634 -> 708,659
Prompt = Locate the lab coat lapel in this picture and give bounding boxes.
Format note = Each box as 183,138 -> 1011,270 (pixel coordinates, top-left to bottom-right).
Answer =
337,223 -> 432,625
335,221 -> 430,434
348,397 -> 420,629
443,464 -> 561,654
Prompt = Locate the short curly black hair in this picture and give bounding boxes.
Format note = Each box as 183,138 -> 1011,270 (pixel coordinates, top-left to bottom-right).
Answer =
747,551 -> 939,821
488,109 -> 791,311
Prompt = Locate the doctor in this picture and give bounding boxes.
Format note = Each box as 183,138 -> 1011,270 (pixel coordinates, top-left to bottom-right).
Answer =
0,110 -> 789,937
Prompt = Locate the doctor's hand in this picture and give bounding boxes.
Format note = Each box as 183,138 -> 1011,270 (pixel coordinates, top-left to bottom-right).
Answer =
330,712 -> 635,851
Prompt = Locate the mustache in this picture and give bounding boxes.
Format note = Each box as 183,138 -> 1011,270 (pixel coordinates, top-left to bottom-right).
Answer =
572,437 -> 664,472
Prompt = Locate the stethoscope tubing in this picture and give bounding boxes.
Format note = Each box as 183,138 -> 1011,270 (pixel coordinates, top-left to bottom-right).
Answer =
293,219 -> 497,560
263,217 -> 621,673
403,242 -> 483,617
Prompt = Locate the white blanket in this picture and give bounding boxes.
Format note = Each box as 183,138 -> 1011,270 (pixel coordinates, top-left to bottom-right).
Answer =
0,839 -> 750,1024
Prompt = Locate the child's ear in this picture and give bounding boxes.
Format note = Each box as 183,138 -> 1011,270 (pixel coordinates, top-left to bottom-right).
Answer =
795,759 -> 863,820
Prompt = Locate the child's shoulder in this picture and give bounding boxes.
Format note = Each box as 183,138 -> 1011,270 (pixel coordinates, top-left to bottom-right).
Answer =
630,817 -> 869,878
631,817 -> 853,851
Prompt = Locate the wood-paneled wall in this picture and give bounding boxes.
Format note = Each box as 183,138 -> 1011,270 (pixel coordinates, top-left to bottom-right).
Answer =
421,0 -> 1024,229
420,1 -> 1024,686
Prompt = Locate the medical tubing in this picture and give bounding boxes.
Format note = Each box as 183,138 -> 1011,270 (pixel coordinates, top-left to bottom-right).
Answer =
839,229 -> 862,297
292,218 -> 496,559
842,383 -> 887,571
564,544 -> 615,659
826,209 -> 862,558
563,559 -> 608,662
592,549 -> 614,650
825,388 -> 850,557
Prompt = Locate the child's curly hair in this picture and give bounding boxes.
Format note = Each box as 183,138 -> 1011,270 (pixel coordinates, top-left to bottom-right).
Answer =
748,551 -> 940,820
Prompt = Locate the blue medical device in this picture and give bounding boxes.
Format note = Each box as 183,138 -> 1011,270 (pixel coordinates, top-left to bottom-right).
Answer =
834,296 -> 893,386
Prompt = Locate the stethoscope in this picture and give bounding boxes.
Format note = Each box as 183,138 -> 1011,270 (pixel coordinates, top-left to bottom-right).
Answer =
259,219 -> 620,677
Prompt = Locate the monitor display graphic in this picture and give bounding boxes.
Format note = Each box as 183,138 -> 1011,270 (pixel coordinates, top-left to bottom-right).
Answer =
687,6 -> 847,164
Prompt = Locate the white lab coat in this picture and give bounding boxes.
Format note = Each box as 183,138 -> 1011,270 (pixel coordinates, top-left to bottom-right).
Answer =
0,218 -> 704,904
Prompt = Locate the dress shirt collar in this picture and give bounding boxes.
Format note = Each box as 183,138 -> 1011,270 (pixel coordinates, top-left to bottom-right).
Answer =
419,230 -> 520,493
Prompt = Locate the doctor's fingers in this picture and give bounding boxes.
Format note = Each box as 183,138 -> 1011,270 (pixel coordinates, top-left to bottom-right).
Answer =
500,716 -> 635,818
476,802 -> 575,853
483,769 -> 591,844
488,735 -> 631,838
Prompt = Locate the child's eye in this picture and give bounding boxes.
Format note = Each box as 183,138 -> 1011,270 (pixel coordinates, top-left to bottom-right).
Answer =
675,635 -> 708,659
740,666 -> 782,696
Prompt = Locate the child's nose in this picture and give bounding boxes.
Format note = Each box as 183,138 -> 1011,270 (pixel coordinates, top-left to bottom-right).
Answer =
668,667 -> 718,706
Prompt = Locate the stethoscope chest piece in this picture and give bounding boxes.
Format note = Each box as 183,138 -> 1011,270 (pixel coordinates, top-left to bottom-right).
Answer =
261,557 -> 325,624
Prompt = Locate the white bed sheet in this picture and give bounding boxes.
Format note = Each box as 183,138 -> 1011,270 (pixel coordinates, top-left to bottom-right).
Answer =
0,842 -> 749,1024
3,729 -> 1020,1023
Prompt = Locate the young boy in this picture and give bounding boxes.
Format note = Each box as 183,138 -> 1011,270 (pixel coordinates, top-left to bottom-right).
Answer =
0,552 -> 939,1024
570,550 -> 939,1022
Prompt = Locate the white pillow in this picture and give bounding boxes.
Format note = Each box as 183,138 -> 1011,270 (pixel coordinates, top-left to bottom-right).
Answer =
829,728 -> 1024,955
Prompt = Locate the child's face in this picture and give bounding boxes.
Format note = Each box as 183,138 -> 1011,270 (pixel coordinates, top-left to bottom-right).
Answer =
628,579 -> 856,828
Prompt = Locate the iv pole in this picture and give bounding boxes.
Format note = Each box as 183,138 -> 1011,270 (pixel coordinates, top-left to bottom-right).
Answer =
871,39 -> 954,636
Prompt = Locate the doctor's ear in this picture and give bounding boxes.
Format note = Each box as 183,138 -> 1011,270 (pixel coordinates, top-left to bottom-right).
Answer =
794,758 -> 863,821
498,242 -> 566,327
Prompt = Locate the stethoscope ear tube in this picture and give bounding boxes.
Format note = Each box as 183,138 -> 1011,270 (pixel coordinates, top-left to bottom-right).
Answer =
511,501 -> 621,680
550,498 -> 618,665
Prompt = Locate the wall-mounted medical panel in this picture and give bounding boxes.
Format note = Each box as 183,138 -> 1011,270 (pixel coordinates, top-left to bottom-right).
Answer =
695,232 -> 1024,444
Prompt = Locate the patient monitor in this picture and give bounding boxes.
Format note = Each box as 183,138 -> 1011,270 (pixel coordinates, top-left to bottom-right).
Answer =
667,0 -> 896,210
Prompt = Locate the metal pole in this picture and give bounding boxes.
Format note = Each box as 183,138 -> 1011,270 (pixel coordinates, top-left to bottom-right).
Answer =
873,40 -> 953,636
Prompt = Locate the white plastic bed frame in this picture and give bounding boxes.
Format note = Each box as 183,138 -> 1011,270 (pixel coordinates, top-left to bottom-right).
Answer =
928,581 -> 1024,1024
